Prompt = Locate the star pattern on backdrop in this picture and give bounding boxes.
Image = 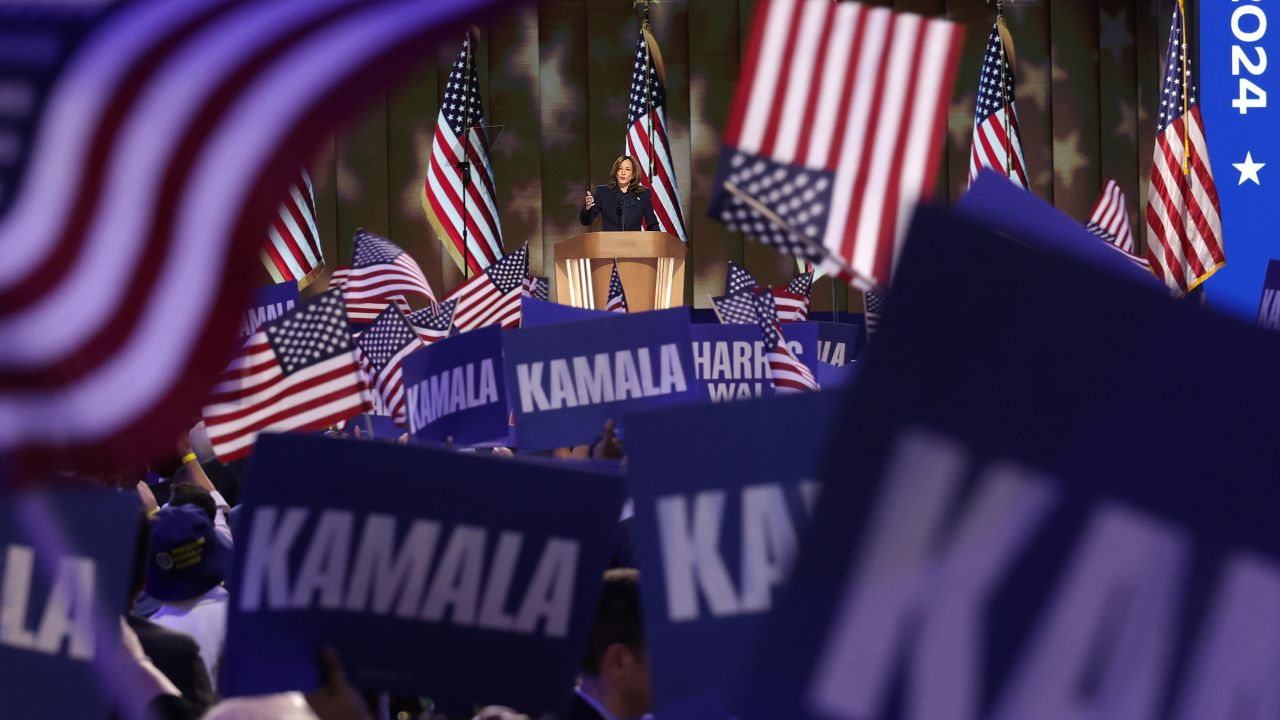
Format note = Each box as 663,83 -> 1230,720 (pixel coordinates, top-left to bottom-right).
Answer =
1114,100 -> 1137,143
948,92 -> 977,148
1018,60 -> 1048,110
1052,130 -> 1086,191
1100,9 -> 1134,62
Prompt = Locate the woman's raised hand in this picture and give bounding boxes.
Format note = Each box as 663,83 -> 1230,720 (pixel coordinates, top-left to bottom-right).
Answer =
584,190 -> 595,210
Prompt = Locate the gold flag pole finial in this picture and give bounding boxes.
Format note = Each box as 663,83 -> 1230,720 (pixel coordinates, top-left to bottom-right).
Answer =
1178,0 -> 1190,175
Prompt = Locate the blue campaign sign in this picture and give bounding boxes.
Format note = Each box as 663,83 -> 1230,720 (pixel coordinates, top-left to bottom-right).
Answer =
690,323 -> 817,402
1202,2 -> 1279,317
223,433 -> 626,714
1256,259 -> 1280,329
502,308 -> 704,451
238,281 -> 299,339
520,296 -> 609,328
806,321 -> 860,366
0,487 -> 139,719
739,205 -> 1280,720
400,326 -> 508,446
958,171 -> 1163,289
624,392 -> 845,720
814,360 -> 857,389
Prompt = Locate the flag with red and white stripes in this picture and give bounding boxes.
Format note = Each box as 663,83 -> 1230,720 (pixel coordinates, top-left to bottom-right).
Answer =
1086,180 -> 1150,271
407,298 -> 457,344
203,290 -> 369,462
605,260 -> 629,314
709,0 -> 964,291
755,291 -> 818,393
968,20 -> 1028,189
1145,2 -> 1224,294
445,244 -> 528,331
1087,179 -> 1135,253
771,271 -> 812,323
262,169 -> 325,288
422,33 -> 504,275
355,305 -> 423,425
342,295 -> 412,326
330,229 -> 434,303
0,0 -> 508,473
627,11 -> 687,241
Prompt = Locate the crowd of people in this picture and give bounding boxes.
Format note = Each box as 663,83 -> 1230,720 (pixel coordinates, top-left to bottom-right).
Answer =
108,420 -> 644,720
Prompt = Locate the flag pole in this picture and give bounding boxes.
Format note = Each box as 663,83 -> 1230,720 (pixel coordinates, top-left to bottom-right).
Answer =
458,31 -> 475,282
995,0 -> 1012,178
642,6 -> 656,191
1178,0 -> 1190,175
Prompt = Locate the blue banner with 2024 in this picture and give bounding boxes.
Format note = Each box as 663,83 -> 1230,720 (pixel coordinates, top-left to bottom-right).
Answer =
1202,1 -> 1280,317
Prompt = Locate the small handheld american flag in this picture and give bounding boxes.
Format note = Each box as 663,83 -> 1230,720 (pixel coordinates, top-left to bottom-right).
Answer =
605,260 -> 629,314
754,291 -> 819,393
203,290 -> 370,461
1086,180 -> 1150,271
725,261 -> 760,296
408,299 -> 458,345
446,244 -> 529,331
356,305 -> 424,426
330,229 -> 434,303
708,0 -> 963,291
522,275 -> 550,302
772,271 -> 813,323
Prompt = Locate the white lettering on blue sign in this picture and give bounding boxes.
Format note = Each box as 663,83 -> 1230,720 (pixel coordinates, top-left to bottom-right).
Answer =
804,428 -> 1280,720
239,300 -> 298,337
239,508 -> 579,638
0,545 -> 96,660
654,481 -> 819,622
516,344 -> 689,412
692,340 -> 805,402
818,341 -> 848,366
406,359 -> 500,430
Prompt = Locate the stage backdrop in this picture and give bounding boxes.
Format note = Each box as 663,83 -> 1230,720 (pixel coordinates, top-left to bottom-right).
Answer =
292,0 -> 1193,312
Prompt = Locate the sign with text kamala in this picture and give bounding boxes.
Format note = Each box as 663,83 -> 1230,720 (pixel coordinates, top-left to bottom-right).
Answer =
0,488 -> 139,719
401,326 -> 508,445
740,206 -> 1280,720
502,308 -> 704,451
238,281 -> 299,339
625,392 -> 843,720
223,434 -> 626,714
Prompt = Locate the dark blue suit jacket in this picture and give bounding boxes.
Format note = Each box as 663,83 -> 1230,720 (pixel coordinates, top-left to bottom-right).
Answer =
580,184 -> 660,232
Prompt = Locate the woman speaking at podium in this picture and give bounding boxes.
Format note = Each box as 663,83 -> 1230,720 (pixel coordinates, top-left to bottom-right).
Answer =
579,155 -> 659,232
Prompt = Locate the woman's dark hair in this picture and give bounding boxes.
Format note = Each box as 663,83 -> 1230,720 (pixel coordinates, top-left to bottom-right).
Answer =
606,156 -> 644,196
580,568 -> 644,675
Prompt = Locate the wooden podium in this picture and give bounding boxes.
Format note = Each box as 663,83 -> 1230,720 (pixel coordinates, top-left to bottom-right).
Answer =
553,231 -> 686,311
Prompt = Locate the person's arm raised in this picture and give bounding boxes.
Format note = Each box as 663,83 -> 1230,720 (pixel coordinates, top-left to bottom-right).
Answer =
579,188 -> 598,226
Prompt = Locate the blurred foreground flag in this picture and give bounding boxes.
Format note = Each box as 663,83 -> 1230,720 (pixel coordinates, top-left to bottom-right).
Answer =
708,0 -> 963,291
203,290 -> 369,461
0,0 -> 509,474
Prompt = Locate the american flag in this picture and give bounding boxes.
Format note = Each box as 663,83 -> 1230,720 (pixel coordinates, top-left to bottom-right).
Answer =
605,260 -> 629,314
711,292 -> 759,325
330,229 -> 434,304
1086,180 -> 1150,270
726,261 -> 760,295
203,290 -> 369,462
344,295 -> 413,326
1145,2 -> 1224,294
262,170 -> 325,288
968,20 -> 1028,189
864,289 -> 885,337
522,275 -> 549,302
709,0 -> 963,291
772,271 -> 813,323
755,291 -> 819,393
445,244 -> 528,331
627,11 -> 687,241
0,0 -> 508,472
356,305 -> 423,425
408,298 -> 458,344
422,33 -> 504,275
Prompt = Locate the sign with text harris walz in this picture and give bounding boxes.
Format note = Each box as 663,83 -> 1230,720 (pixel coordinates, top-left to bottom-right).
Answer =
0,487 -> 140,719
223,433 -> 626,714
401,326 -> 509,446
739,205 -> 1280,720
690,322 -> 818,402
624,391 -> 844,720
501,308 -> 705,451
